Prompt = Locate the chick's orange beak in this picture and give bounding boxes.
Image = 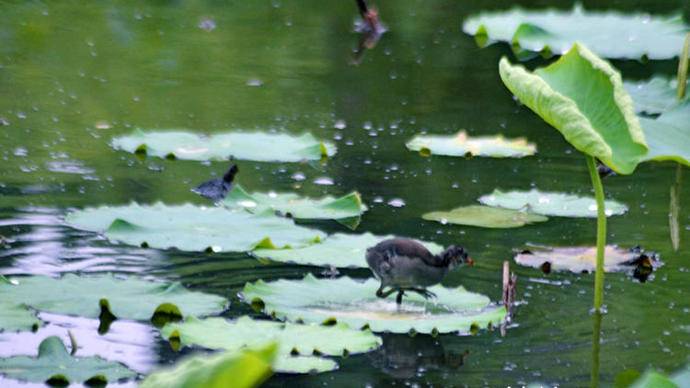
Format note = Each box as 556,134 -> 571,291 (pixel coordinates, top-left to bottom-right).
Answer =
466,257 -> 475,267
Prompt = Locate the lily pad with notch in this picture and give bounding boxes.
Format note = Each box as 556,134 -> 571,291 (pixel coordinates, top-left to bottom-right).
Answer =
405,131 -> 536,158
0,273 -> 228,332
464,5 -> 690,60
223,185 -> 367,228
514,245 -> 661,281
112,130 -> 336,162
479,189 -> 628,218
252,232 -> 443,268
422,205 -> 548,228
65,203 -> 326,253
140,342 -> 276,388
0,336 -> 136,385
160,315 -> 381,374
241,274 -> 507,334
624,77 -> 687,115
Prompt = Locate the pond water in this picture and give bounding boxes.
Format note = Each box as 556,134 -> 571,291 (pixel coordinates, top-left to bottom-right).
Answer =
1,0 -> 689,386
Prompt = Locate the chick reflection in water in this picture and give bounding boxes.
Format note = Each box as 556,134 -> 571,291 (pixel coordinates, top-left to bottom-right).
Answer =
366,238 -> 474,305
370,334 -> 469,380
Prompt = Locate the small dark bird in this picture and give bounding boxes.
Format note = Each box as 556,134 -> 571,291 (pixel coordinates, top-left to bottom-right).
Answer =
192,164 -> 239,202
366,238 -> 474,305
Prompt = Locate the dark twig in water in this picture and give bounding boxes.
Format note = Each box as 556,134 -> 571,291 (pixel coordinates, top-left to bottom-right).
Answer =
351,0 -> 386,65
502,261 -> 517,319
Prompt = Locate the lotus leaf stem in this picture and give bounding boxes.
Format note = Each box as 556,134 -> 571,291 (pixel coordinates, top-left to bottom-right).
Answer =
585,155 -> 606,311
678,32 -> 690,100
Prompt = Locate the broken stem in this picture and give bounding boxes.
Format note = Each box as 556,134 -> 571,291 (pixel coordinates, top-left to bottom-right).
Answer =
586,155 -> 606,312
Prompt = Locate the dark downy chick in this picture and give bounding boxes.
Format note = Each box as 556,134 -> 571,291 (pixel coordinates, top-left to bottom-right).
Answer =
192,164 -> 239,202
366,238 -> 474,305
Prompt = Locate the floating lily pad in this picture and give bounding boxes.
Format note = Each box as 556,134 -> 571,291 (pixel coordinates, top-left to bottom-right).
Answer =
0,301 -> 40,332
422,205 -> 547,228
499,44 -> 648,174
161,316 -> 381,373
140,343 -> 276,388
514,246 -> 655,273
0,274 -> 227,331
65,203 -> 326,252
405,131 -> 536,158
464,6 -> 690,60
242,274 -> 506,334
479,189 -> 628,218
624,77 -> 686,115
224,185 -> 367,223
0,336 -> 136,385
252,233 -> 443,268
112,130 -> 336,162
640,103 -> 690,166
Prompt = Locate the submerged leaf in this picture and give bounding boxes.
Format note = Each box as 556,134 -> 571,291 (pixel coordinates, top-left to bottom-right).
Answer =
499,43 -> 648,174
464,6 -> 690,60
223,185 -> 367,223
252,233 -> 443,268
624,77 -> 686,115
241,274 -> 506,334
161,316 -> 381,374
479,189 -> 628,218
0,336 -> 136,384
0,274 -> 227,330
112,130 -> 336,162
422,205 -> 547,228
65,203 -> 326,252
140,343 -> 276,388
514,246 -> 660,274
405,131 -> 536,158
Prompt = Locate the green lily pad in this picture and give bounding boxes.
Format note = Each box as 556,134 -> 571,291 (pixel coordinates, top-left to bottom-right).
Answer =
624,77 -> 687,115
0,274 -> 227,330
112,130 -> 336,162
140,343 -> 276,388
0,301 -> 41,332
65,203 -> 326,252
499,43 -> 648,174
422,205 -> 548,228
242,274 -> 507,334
640,103 -> 690,166
224,185 -> 367,224
463,6 -> 690,60
478,189 -> 628,218
161,316 -> 381,373
0,336 -> 136,385
515,246 -> 643,273
405,131 -> 536,158
252,233 -> 443,268
630,366 -> 690,388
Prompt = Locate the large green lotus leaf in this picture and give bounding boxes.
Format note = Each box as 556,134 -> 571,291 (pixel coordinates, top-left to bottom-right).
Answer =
640,103 -> 690,166
479,189 -> 628,218
624,77 -> 687,115
515,246 -> 641,273
463,6 -> 690,60
0,274 -> 227,324
241,274 -> 507,334
161,316 -> 381,373
0,336 -> 136,385
223,185 -> 367,222
112,130 -> 336,162
0,301 -> 41,332
499,44 -> 648,174
65,203 -> 326,252
630,366 -> 690,388
140,343 -> 276,388
405,131 -> 536,158
422,205 -> 548,228
252,233 -> 443,268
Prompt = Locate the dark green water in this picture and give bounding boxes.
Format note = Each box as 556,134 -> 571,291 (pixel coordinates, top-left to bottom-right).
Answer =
1,0 -> 689,386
